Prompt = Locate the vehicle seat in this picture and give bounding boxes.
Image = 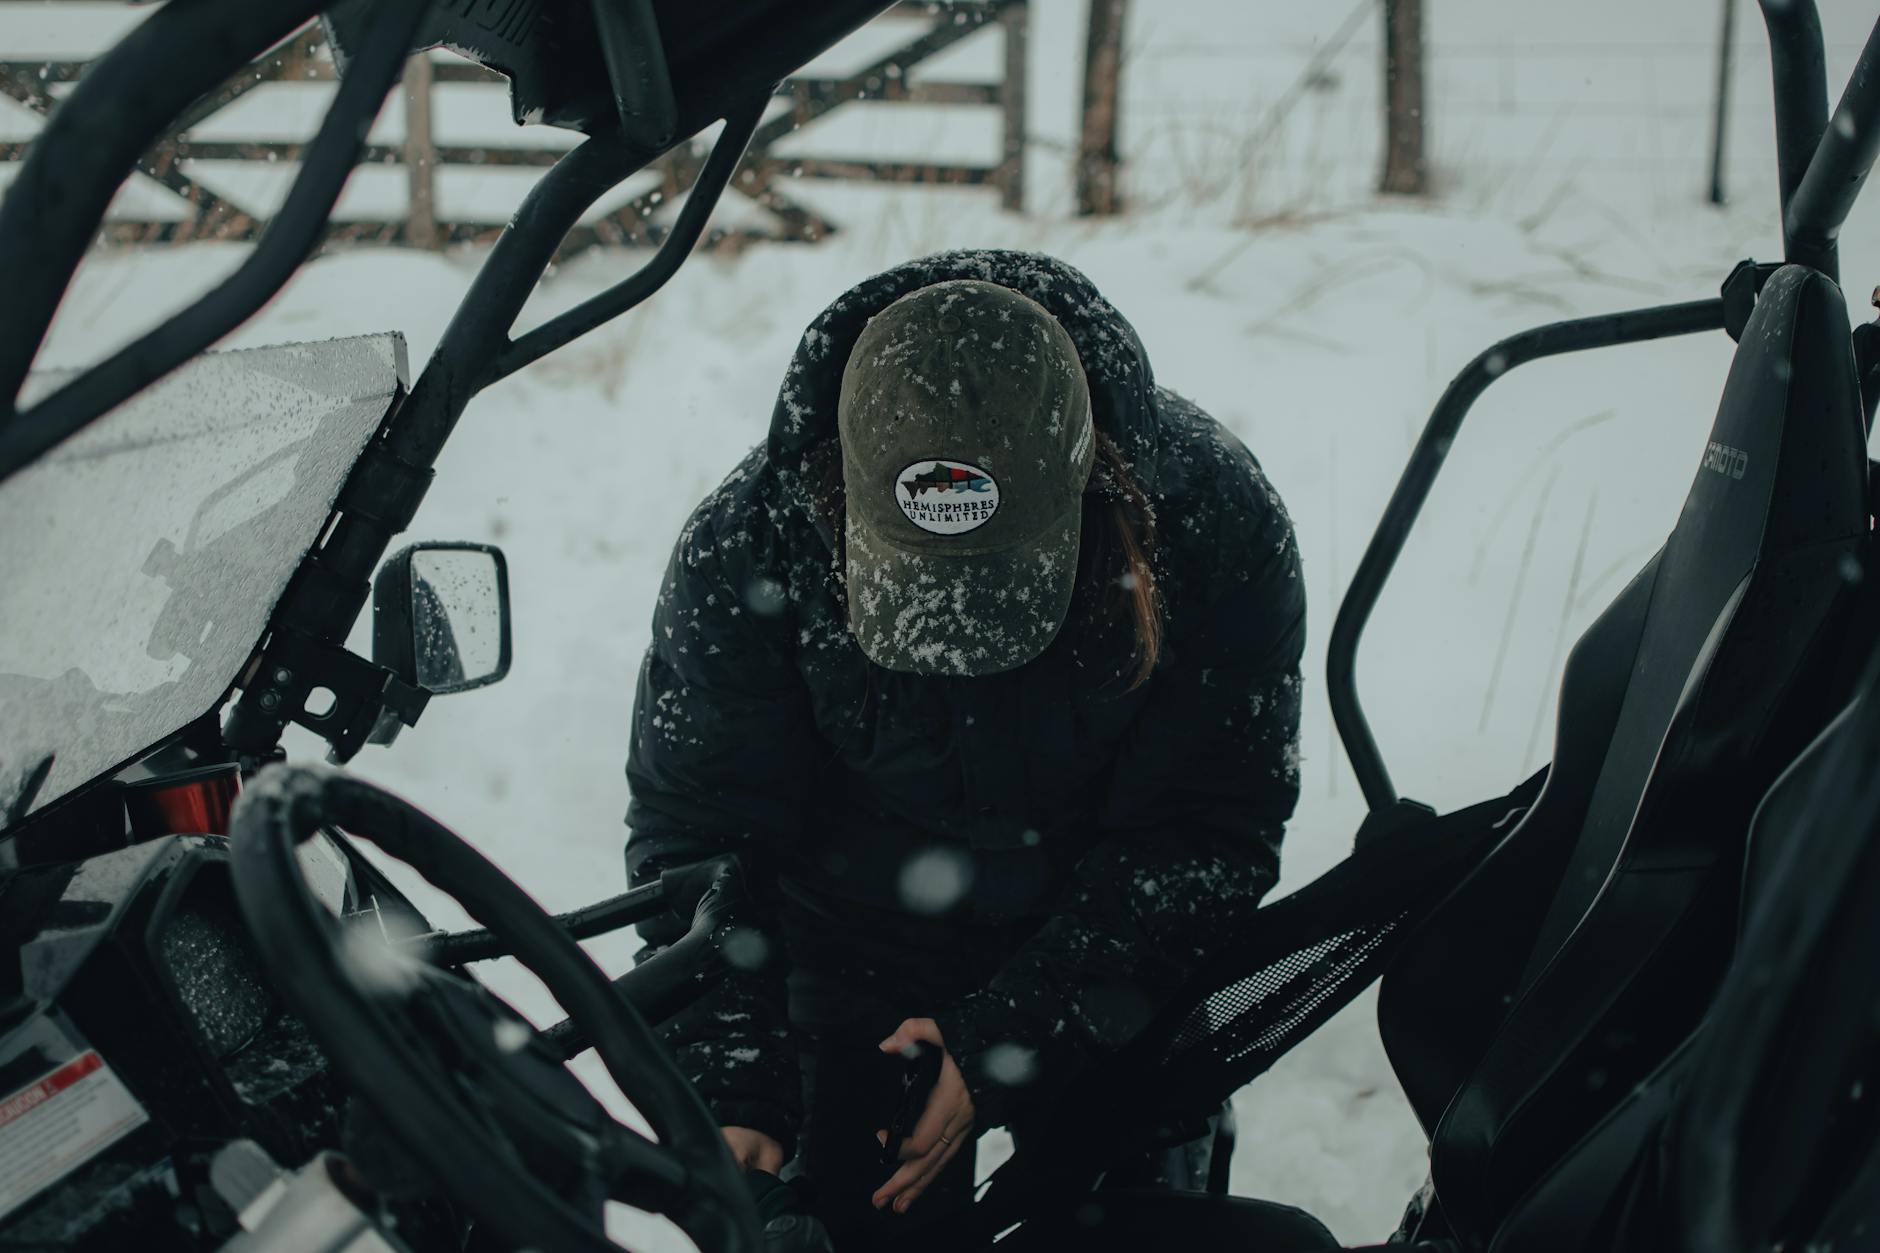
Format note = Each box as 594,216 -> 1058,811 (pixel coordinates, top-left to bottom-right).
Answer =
1480,639 -> 1879,1253
1665,652 -> 1880,1253
1380,264 -> 1870,1245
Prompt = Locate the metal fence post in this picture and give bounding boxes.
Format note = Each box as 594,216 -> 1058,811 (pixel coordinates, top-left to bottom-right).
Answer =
403,52 -> 439,249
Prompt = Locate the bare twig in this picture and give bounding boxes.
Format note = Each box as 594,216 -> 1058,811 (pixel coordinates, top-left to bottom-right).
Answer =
1469,409 -> 1616,582
1479,467 -> 1557,734
1245,0 -> 1379,170
1326,428 -> 1341,799
1240,247 -> 1434,336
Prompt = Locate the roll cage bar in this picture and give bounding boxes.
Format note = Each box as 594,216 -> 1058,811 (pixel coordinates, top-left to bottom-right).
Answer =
1331,0 -> 1880,828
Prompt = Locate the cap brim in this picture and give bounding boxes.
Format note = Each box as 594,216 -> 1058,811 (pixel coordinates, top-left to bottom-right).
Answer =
844,516 -> 1081,677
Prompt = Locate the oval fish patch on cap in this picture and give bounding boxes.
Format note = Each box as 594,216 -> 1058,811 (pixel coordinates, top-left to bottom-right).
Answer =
897,459 -> 1000,535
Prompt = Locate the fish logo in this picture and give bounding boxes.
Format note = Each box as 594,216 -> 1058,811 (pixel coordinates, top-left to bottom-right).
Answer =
896,459 -> 1000,536
902,462 -> 994,498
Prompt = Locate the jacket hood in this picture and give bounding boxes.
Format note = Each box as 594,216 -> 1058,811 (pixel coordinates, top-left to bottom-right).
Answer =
766,250 -> 1161,484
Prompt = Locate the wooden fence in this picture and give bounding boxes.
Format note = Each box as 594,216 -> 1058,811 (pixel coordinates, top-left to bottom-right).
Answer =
0,0 -> 1028,255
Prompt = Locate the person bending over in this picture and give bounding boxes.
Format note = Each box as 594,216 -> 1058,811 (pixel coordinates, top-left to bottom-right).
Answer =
625,250 -> 1304,1246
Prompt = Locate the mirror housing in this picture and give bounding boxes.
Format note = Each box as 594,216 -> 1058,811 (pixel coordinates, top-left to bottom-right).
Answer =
372,543 -> 513,696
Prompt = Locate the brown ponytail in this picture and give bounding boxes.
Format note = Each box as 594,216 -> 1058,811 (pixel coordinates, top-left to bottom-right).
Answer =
1086,430 -> 1163,688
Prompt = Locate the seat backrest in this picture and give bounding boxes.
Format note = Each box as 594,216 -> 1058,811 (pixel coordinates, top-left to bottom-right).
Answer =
1377,553 -> 1660,1128
1668,653 -> 1880,1253
1378,265 -> 1871,1244
1483,638 -> 1879,1253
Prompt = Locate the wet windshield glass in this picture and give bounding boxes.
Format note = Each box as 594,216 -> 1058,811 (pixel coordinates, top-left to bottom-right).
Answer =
0,334 -> 406,826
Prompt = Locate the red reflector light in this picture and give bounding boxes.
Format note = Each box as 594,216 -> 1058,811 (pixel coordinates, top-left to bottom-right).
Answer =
123,764 -> 242,840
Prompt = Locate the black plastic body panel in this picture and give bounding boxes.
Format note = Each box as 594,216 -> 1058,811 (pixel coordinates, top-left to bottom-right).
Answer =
325,0 -> 897,137
0,836 -> 360,1247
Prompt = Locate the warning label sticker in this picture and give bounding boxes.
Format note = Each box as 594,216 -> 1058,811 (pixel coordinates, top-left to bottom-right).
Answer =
0,1051 -> 149,1221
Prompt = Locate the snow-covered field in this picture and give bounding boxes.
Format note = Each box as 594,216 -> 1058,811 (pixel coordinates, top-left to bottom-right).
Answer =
15,0 -> 1880,1245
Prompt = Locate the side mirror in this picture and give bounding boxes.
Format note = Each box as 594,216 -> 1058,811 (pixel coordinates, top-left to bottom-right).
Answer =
372,543 -> 513,695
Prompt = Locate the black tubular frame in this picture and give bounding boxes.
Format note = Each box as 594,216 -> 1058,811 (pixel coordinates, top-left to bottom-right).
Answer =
1328,299 -> 1727,812
222,93 -> 768,756
387,90 -> 767,467
0,0 -> 897,493
495,105 -> 761,379
0,0 -> 433,480
1758,0 -> 1830,268
1785,14 -> 1880,281
591,0 -> 679,151
422,854 -> 733,965
0,0 -> 327,428
1330,0 -> 1880,813
428,878 -> 668,965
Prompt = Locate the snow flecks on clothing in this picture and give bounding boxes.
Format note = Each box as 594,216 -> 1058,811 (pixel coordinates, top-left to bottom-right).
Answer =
779,377 -> 813,438
1270,673 -> 1307,785
627,249 -> 1306,1150
1278,737 -> 1305,785
845,521 -> 1076,677
646,683 -> 703,750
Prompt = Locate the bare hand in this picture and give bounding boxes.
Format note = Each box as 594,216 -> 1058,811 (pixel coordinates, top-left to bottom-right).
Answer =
872,1018 -> 974,1213
722,1125 -> 784,1174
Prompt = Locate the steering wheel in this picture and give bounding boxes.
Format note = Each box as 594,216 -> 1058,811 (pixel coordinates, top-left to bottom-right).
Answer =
228,765 -> 761,1253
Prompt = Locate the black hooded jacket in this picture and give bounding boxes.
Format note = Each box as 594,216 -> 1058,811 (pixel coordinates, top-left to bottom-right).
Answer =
625,250 -> 1305,1155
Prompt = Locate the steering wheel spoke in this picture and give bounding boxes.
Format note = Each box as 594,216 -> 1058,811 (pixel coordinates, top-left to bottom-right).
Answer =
598,1122 -> 690,1210
229,766 -> 761,1253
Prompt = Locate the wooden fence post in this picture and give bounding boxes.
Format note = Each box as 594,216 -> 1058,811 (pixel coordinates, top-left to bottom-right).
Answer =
1076,0 -> 1127,216
1380,0 -> 1427,196
403,52 -> 440,249
998,0 -> 1028,213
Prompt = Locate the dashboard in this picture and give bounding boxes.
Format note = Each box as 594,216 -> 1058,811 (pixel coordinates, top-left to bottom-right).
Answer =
0,830 -> 415,1250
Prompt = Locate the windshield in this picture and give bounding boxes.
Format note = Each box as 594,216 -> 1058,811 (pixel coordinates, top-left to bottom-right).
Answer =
0,334 -> 406,828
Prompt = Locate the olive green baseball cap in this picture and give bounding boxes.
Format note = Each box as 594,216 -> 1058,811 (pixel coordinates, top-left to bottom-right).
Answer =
838,280 -> 1095,677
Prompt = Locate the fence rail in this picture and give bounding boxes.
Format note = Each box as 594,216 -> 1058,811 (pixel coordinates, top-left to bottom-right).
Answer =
0,0 -> 1028,255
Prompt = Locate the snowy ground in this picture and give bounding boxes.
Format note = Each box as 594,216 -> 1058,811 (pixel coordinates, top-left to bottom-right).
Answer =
16,0 -> 1880,1246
